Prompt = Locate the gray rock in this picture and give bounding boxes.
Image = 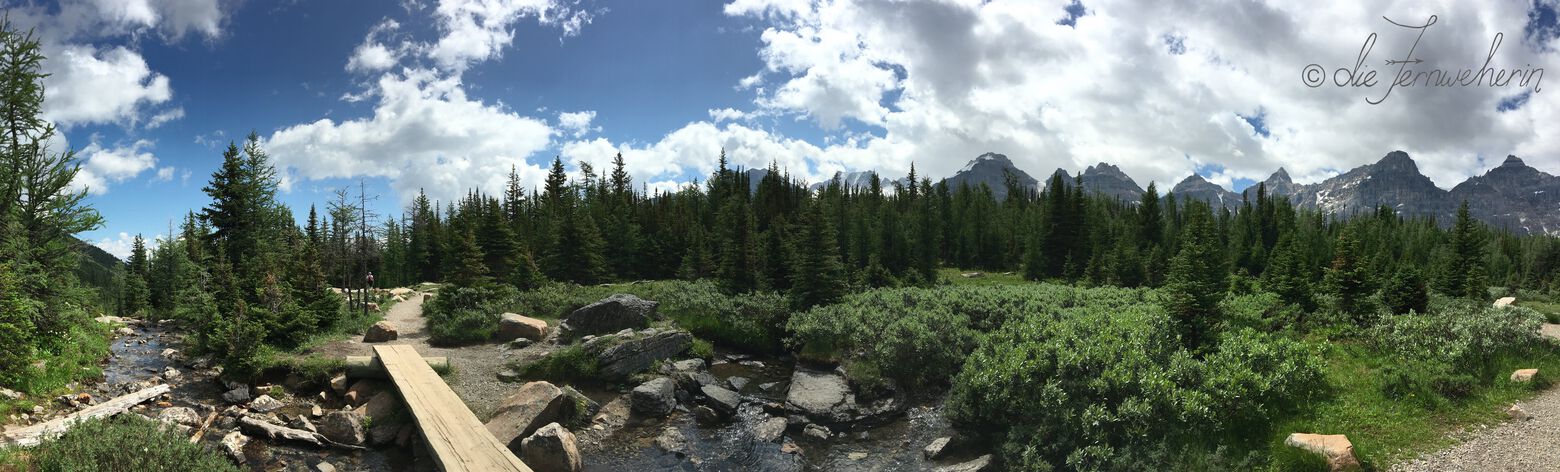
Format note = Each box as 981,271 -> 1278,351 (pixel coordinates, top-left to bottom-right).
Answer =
803,423 -> 831,440
561,386 -> 600,418
701,385 -> 739,416
560,294 -> 658,338
595,330 -> 692,379
630,377 -> 677,417
369,420 -> 400,446
785,369 -> 853,424
752,416 -> 787,442
318,410 -> 366,446
314,462 -> 337,472
692,405 -> 720,425
727,376 -> 750,391
521,422 -> 583,472
654,426 -> 687,455
934,454 -> 993,472
158,406 -> 201,427
486,381 -> 575,451
221,431 -> 249,464
222,387 -> 251,404
924,436 -> 952,460
249,394 -> 284,413
672,359 -> 706,372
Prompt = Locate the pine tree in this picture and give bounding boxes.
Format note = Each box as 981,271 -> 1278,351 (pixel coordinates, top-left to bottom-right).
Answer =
123,234 -> 151,315
717,196 -> 761,292
451,227 -> 489,286
1261,233 -> 1314,311
1382,266 -> 1429,315
789,203 -> 847,309
1325,225 -> 1375,321
1163,201 -> 1225,350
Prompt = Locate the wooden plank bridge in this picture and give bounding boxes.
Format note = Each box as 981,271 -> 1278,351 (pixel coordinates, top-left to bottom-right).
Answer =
373,344 -> 533,472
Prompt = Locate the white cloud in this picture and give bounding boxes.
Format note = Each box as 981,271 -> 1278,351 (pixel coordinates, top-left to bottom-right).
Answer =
426,0 -> 596,72
346,19 -> 404,73
144,107 -> 185,129
41,45 -> 172,128
154,166 -> 176,182
714,0 -> 1560,190
708,108 -> 748,122
557,110 -> 598,137
72,139 -> 160,195
92,232 -> 139,260
267,69 -> 555,203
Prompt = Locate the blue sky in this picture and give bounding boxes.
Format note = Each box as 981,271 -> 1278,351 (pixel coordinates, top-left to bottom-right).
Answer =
14,0 -> 1560,258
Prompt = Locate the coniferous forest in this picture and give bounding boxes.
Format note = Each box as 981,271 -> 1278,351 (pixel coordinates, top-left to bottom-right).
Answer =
5,5 -> 1560,472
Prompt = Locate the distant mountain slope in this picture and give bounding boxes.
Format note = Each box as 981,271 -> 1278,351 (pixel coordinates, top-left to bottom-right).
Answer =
1170,173 -> 1241,209
942,153 -> 1038,200
1292,151 -> 1453,219
1077,163 -> 1144,203
1449,156 -> 1560,234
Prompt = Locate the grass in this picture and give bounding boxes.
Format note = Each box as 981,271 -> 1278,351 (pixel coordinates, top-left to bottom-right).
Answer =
3,323 -> 111,400
938,267 -> 1028,286
0,415 -> 238,472
513,345 -> 601,383
1265,340 -> 1560,470
1521,300 -> 1560,324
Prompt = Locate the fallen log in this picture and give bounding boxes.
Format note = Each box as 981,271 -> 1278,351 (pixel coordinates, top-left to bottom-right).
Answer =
1,384 -> 171,447
238,416 -> 365,450
345,355 -> 450,379
188,410 -> 219,444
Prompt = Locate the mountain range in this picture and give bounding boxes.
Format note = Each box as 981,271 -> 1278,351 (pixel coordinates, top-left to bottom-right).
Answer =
894,151 -> 1559,235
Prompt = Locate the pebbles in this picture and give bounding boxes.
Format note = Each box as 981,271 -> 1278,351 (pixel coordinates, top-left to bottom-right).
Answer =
1393,392 -> 1560,471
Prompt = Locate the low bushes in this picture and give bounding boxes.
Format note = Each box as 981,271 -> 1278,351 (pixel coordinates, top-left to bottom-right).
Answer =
13,415 -> 238,472
946,303 -> 1325,471
425,284 -> 521,346
1368,301 -> 1546,404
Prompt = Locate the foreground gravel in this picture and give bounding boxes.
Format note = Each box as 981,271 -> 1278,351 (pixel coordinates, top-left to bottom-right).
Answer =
1392,325 -> 1560,472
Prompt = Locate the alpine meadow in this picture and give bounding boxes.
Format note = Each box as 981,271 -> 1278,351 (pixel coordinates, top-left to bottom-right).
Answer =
4,1 -> 1560,472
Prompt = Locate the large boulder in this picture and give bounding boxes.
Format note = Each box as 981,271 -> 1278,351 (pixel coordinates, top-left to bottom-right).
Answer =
784,368 -> 904,426
1494,296 -> 1517,307
359,391 -> 403,421
701,385 -> 740,416
486,381 -> 576,451
1284,433 -> 1362,471
559,294 -> 658,338
1512,368 -> 1539,383
934,454 -> 993,472
499,313 -> 549,342
363,321 -> 399,343
630,377 -> 677,417
158,406 -> 202,427
319,411 -> 367,446
595,329 -> 692,379
249,394 -> 285,413
520,423 -> 583,472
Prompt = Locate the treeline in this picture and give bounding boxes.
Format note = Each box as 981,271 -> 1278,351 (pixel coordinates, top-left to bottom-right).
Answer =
368,154 -> 1560,310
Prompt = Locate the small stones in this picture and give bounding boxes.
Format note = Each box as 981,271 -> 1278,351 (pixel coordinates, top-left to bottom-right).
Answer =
313,462 -> 338,472
249,394 -> 285,413
1511,369 -> 1539,383
158,406 -> 202,427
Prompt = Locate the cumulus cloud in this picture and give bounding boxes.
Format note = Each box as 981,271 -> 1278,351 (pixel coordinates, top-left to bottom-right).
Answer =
267,69 -> 554,203
72,139 -> 161,195
712,0 -> 1560,191
40,45 -> 172,128
346,19 -> 404,73
427,0 -> 597,72
557,110 -> 598,137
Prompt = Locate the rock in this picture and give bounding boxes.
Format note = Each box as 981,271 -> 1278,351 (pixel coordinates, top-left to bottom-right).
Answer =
499,313 -> 550,342
520,422 -> 584,472
389,287 -> 413,297
848,452 -> 868,460
752,416 -> 787,442
758,382 -> 779,391
1495,296 -> 1517,307
158,406 -> 202,427
249,394 -> 285,413
160,348 -> 180,359
311,404 -> 324,417
781,441 -> 802,454
1508,404 -> 1531,421
222,387 -> 252,404
785,369 -> 853,424
654,426 -> 687,455
1511,368 -> 1539,383
366,302 -> 380,311
345,380 -> 384,406
959,272 -> 983,278
560,386 -> 600,419
595,330 -> 693,379
363,321 -> 399,343
509,338 -> 535,349
934,454 -> 993,472
1284,433 -> 1362,472
727,376 -> 750,391
221,431 -> 249,464
700,385 -> 739,416
0,388 -> 18,400
115,327 -> 135,336
314,462 -> 337,472
631,377 -> 677,417
370,420 -> 401,446
319,410 -> 367,446
290,415 -> 318,433
692,406 -> 720,424
924,436 -> 954,460
329,374 -> 348,395
486,381 -> 576,451
803,423 -> 831,440
396,424 -> 416,447
497,370 -> 523,382
673,359 -> 706,372
162,367 -> 181,380
360,390 -> 404,422
560,294 -> 658,338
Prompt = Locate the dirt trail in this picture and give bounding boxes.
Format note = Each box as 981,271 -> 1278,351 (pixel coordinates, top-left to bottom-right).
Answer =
307,292 -> 517,419
1391,323 -> 1560,471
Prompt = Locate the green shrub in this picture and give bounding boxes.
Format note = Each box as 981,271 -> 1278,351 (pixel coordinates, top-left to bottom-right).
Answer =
690,337 -> 715,360
1367,302 -> 1544,389
425,284 -> 521,345
21,415 -> 239,472
502,280 -> 791,353
947,303 -> 1325,471
514,345 -> 600,382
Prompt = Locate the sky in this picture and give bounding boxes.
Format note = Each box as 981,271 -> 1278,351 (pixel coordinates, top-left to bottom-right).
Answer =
8,0 -> 1560,259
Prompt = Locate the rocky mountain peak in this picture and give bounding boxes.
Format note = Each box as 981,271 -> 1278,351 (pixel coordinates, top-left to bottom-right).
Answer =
1269,167 -> 1293,183
1171,173 -> 1239,209
1375,150 -> 1418,171
1499,155 -> 1526,169
944,152 -> 1038,201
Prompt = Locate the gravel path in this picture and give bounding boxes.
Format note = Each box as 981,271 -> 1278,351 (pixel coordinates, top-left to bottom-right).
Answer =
1391,324 -> 1560,472
307,292 -> 532,420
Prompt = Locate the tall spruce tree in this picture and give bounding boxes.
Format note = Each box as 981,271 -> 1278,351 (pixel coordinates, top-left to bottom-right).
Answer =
1163,201 -> 1225,350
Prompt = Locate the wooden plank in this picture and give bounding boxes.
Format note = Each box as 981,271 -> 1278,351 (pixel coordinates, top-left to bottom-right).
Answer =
344,355 -> 449,379
2,384 -> 171,447
374,344 -> 532,472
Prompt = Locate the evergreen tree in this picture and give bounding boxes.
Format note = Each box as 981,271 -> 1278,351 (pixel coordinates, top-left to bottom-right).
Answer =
1163,201 -> 1225,350
1382,266 -> 1429,315
789,203 -> 847,309
123,234 -> 151,315
1325,225 -> 1375,320
1261,233 -> 1314,311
